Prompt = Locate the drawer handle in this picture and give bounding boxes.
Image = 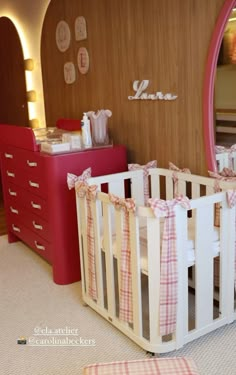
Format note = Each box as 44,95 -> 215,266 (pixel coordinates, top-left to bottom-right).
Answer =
29,180 -> 39,188
8,189 -> 17,196
34,241 -> 45,251
27,160 -> 37,167
10,206 -> 19,214
12,224 -> 20,232
31,201 -> 41,210
33,221 -> 43,230
4,152 -> 13,159
7,170 -> 15,178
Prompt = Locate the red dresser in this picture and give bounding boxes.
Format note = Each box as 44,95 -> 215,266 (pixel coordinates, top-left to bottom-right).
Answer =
0,124 -> 127,284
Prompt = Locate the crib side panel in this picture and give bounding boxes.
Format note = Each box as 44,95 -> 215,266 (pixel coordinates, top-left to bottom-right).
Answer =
75,168 -> 236,355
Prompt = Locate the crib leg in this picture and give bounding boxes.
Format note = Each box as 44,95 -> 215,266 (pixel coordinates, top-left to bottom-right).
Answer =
82,301 -> 89,307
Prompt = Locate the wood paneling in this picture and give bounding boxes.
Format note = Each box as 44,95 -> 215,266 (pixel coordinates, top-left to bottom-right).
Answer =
0,17 -> 29,126
41,0 -> 225,176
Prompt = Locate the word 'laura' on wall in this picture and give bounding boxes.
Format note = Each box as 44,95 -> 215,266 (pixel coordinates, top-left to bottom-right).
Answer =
128,80 -> 178,101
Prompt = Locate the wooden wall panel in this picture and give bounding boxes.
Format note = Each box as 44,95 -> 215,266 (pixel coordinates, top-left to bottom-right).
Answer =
41,0 -> 225,175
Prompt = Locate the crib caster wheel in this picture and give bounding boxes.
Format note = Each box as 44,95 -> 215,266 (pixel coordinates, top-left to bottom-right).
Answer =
146,351 -> 158,357
82,301 -> 88,307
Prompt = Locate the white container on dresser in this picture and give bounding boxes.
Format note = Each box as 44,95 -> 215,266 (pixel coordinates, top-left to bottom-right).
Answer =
0,124 -> 127,284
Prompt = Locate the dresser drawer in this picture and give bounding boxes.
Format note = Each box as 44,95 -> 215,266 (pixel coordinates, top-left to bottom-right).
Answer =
10,222 -> 52,263
8,209 -> 50,241
2,145 -> 44,173
5,183 -> 48,220
22,211 -> 50,241
3,167 -> 47,198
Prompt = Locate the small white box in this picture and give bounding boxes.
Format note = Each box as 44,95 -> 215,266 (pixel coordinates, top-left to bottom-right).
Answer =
40,142 -> 71,154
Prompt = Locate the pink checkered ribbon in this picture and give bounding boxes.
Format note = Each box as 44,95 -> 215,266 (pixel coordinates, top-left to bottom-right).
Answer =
169,162 -> 191,197
109,193 -> 136,323
128,160 -> 157,205
149,195 -> 190,336
67,167 -> 91,190
76,181 -> 98,300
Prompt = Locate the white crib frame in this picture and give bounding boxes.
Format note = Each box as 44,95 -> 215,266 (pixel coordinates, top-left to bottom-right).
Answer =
75,168 -> 236,354
216,150 -> 236,172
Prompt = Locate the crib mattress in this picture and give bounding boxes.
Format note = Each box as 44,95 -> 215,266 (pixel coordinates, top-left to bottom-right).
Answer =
101,218 -> 220,272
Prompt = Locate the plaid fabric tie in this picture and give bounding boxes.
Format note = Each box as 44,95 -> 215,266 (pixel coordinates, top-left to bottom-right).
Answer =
169,162 -> 191,197
67,167 -> 92,190
128,160 -> 157,205
149,195 -> 190,336
109,193 -> 136,323
76,181 -> 98,300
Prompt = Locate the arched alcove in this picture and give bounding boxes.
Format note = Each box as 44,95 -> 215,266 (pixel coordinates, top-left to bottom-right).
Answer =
203,0 -> 236,171
0,17 -> 29,126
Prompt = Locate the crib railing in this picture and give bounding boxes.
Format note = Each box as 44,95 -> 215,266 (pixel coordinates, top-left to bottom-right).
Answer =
75,168 -> 236,354
215,150 -> 236,172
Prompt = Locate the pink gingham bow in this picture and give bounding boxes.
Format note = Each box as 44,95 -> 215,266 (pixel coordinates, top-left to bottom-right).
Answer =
128,160 -> 157,205
67,167 -> 91,190
169,162 -> 191,197
215,145 -> 228,154
76,181 -> 98,300
149,195 -> 190,336
109,193 -> 136,323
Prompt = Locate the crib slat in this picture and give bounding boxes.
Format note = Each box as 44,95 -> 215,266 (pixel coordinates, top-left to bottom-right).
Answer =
149,169 -> 160,198
220,200 -> 235,320
147,217 -> 161,344
76,194 -> 88,297
130,173 -> 145,205
108,180 -> 125,197
194,204 -> 214,329
191,182 -> 200,199
91,199 -> 104,307
175,205 -> 189,349
103,202 -> 116,317
177,179 -> 186,196
166,176 -> 174,199
129,213 -> 143,337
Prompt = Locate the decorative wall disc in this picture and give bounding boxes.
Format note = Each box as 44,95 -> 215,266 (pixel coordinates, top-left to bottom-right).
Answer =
64,62 -> 76,84
75,16 -> 87,41
77,47 -> 89,74
56,20 -> 71,52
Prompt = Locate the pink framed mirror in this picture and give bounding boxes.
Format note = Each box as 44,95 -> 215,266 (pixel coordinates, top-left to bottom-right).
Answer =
203,0 -> 236,171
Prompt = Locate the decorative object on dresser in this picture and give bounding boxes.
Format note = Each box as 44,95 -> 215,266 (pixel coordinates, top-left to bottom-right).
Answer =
0,124 -> 127,285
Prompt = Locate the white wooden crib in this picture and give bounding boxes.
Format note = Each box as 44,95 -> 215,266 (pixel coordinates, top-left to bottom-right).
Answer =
75,168 -> 236,354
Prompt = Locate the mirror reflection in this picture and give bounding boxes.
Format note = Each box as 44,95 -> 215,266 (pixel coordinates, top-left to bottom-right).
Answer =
215,7 -> 236,171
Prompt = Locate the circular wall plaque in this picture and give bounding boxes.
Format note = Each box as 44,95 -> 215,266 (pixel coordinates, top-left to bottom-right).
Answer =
56,20 -> 71,52
64,62 -> 76,84
77,47 -> 89,74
